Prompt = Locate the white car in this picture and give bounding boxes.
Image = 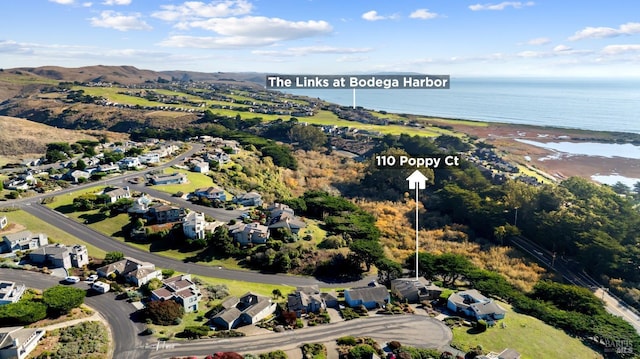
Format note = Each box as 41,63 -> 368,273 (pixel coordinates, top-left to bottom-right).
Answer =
86,274 -> 99,282
64,276 -> 80,284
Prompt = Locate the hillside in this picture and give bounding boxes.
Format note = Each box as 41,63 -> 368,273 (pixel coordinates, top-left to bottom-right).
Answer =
0,115 -> 125,158
13,65 -> 171,85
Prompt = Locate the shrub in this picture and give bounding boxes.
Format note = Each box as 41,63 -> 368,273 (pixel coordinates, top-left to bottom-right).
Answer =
0,301 -> 47,325
182,325 -> 210,339
43,285 -> 86,316
348,344 -> 376,359
295,318 -> 304,328
476,319 -> 488,332
388,341 -> 402,351
336,336 -> 357,346
143,300 -> 184,326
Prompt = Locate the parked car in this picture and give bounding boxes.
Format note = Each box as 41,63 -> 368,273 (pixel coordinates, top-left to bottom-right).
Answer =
86,274 -> 99,282
64,276 -> 80,284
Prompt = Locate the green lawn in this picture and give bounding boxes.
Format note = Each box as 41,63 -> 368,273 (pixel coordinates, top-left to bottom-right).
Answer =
45,186 -> 106,210
451,302 -> 601,359
1,210 -> 107,258
152,168 -> 218,194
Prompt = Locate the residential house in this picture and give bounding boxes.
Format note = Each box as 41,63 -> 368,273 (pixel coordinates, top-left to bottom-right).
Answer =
150,274 -> 202,312
287,285 -> 337,317
64,170 -> 91,183
28,244 -> 89,269
447,289 -> 506,321
1,231 -> 48,253
267,203 -> 306,235
390,277 -> 442,303
97,163 -> 119,173
118,157 -> 142,169
228,222 -> 270,246
190,159 -> 209,173
0,217 -> 7,230
0,281 -> 25,305
102,186 -> 131,203
204,151 -> 230,165
147,204 -> 184,224
0,326 -> 46,359
139,153 -> 161,164
233,192 -> 263,207
96,257 -> 162,286
149,172 -> 187,185
344,285 -> 390,310
193,186 -> 226,202
211,292 -> 276,330
182,211 -> 223,240
128,194 -> 152,215
477,348 -> 521,359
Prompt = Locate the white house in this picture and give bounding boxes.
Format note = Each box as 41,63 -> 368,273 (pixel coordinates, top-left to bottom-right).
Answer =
228,222 -> 269,246
96,257 -> 162,287
139,153 -> 161,164
28,244 -> 89,269
191,160 -> 209,173
447,289 -> 506,321
0,326 -> 46,359
212,292 -> 276,329
1,231 -> 48,253
119,157 -> 141,169
150,274 -> 202,313
0,281 -> 25,305
182,212 -> 222,240
193,187 -> 226,201
102,186 -> 131,203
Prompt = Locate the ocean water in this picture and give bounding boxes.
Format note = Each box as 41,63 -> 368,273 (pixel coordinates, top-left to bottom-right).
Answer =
285,77 -> 640,134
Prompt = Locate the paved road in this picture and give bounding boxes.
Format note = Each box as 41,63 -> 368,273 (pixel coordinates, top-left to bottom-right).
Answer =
23,203 -> 372,288
0,268 -> 146,359
146,315 -> 452,359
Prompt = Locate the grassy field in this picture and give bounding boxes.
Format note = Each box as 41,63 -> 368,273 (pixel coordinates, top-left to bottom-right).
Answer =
451,302 -> 601,359
152,168 -> 218,194
1,210 -> 107,258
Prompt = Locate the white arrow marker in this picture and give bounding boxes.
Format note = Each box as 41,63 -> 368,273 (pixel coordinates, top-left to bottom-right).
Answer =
406,170 -> 428,280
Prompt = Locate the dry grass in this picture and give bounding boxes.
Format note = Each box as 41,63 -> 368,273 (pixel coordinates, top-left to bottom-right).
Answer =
282,150 -> 366,197
359,200 -> 545,292
0,116 -> 97,157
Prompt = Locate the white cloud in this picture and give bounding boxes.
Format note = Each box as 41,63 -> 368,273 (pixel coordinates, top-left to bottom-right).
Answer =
601,44 -> 640,55
362,10 -> 394,21
252,45 -> 372,57
336,55 -> 369,63
158,35 -> 271,48
102,0 -> 131,5
82,2 -> 93,7
90,11 -> 152,31
526,37 -> 551,45
469,1 -> 534,11
49,0 -> 75,4
176,16 -> 331,41
569,22 -> 640,41
553,44 -> 571,52
409,9 -> 439,20
152,0 -> 252,21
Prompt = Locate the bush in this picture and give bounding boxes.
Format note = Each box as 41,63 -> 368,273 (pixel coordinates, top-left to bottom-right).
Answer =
388,341 -> 402,351
43,285 -> 86,316
259,350 -> 288,359
182,325 -> 210,339
340,308 -> 360,321
295,318 -> 304,328
0,301 -> 48,325
143,300 -> 184,326
301,343 -> 327,359
348,344 -> 376,359
336,336 -> 357,346
476,319 -> 488,332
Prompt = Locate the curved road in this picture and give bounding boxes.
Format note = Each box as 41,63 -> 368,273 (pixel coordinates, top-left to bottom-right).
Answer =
0,268 -> 147,359
148,315 -> 452,359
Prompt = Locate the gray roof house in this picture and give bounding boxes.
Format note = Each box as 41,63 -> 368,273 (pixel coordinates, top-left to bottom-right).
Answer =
228,222 -> 270,246
102,186 -> 131,203
287,285 -> 338,317
211,292 -> 276,330
0,326 -> 46,359
150,274 -> 202,313
1,231 -> 48,253
149,172 -> 187,185
28,244 -> 89,269
344,285 -> 390,310
390,277 -> 443,303
447,289 -> 506,321
96,257 -> 162,287
0,281 -> 25,306
233,192 -> 263,207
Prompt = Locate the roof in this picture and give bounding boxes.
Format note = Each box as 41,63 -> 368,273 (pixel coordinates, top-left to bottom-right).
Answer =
151,288 -> 173,300
175,287 -> 198,299
213,307 -> 242,325
345,286 -> 389,303
3,231 -> 33,243
103,187 -> 129,198
449,289 -> 490,308
163,275 -> 195,291
29,244 -> 69,259
97,257 -> 153,276
242,298 -> 273,318
0,326 -> 42,350
220,296 -> 240,309
470,301 -> 506,317
195,186 -> 224,194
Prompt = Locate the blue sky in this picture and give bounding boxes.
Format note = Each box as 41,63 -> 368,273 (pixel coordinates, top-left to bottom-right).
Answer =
2,0 -> 640,76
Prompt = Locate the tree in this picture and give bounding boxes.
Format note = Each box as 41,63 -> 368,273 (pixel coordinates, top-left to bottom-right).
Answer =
0,301 -> 47,325
288,124 -> 328,150
376,258 -> 402,285
104,251 -> 124,264
143,300 -> 184,325
349,239 -> 384,272
75,159 -> 87,170
43,285 -> 86,316
272,289 -> 283,299
434,253 -> 473,286
348,344 -> 376,359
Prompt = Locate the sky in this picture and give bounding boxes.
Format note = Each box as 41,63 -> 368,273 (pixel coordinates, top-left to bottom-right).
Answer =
2,0 -> 640,77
